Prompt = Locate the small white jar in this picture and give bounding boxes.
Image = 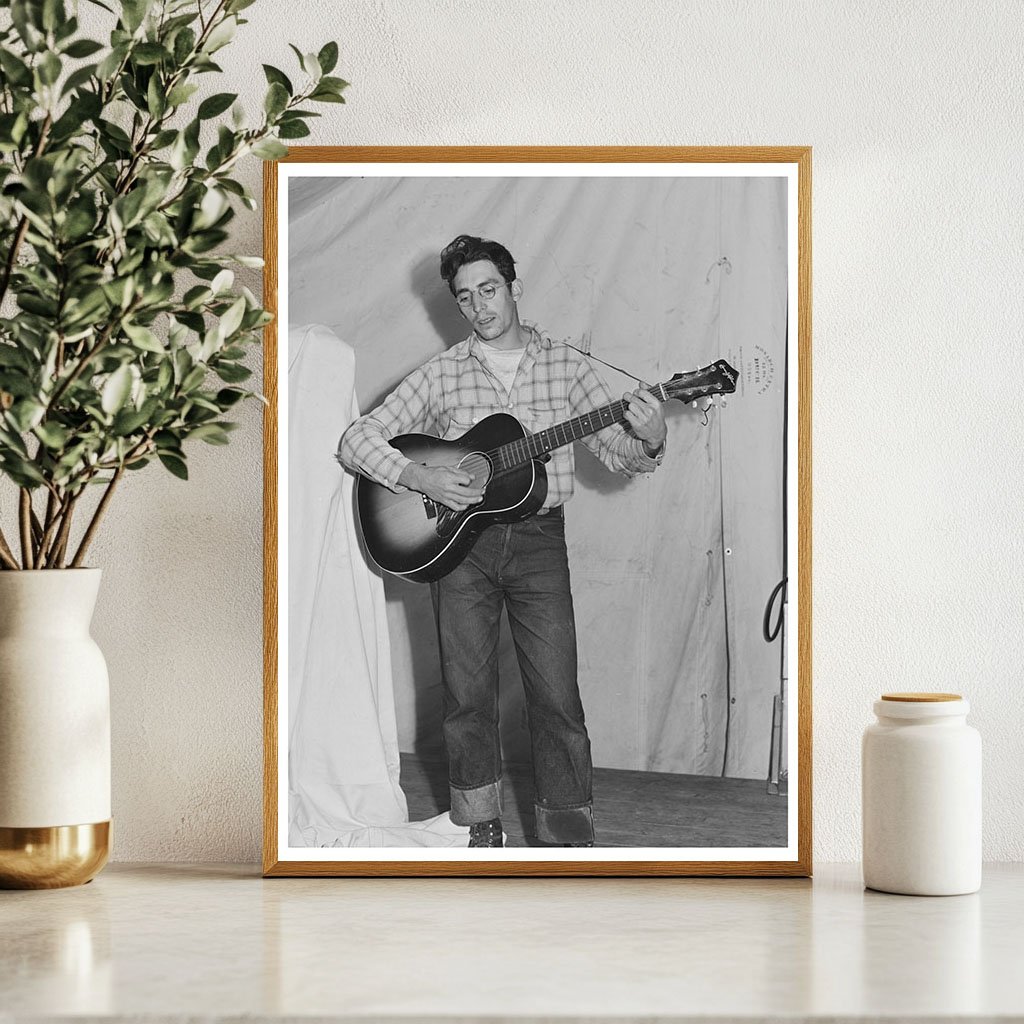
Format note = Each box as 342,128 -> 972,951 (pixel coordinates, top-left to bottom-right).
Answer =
862,692 -> 981,896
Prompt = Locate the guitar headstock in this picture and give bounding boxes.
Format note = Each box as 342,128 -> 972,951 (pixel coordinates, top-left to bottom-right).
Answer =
659,360 -> 738,404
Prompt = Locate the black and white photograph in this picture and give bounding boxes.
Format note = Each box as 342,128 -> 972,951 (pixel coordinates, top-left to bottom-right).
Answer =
264,148 -> 810,875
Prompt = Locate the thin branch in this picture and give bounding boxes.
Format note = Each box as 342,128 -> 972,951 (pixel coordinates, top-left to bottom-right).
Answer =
0,527 -> 20,570
0,216 -> 31,310
71,466 -> 124,567
0,113 -> 53,308
45,492 -> 79,569
18,489 -> 34,570
36,488 -> 68,567
43,489 -> 56,531
29,506 -> 43,546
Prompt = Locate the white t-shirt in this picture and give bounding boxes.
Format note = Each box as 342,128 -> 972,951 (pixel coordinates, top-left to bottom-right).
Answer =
477,341 -> 526,397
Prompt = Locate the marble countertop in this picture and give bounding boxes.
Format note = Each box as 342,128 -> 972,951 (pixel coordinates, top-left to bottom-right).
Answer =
1,862 -> 1021,1021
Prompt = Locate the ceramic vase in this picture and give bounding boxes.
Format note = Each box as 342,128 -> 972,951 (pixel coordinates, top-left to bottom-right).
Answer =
0,569 -> 111,888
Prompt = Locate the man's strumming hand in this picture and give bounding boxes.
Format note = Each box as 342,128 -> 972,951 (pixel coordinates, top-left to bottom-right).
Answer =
399,462 -> 485,511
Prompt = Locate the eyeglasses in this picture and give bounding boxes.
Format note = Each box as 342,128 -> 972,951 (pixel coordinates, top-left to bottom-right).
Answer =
455,282 -> 509,309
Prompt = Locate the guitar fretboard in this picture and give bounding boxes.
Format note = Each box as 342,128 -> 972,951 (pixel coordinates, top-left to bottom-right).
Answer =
492,386 -> 664,472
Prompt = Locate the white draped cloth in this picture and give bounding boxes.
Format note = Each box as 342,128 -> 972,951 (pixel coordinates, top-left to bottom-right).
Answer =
286,323 -> 468,847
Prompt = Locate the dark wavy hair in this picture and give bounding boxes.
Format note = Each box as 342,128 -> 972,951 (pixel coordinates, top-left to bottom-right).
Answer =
439,234 -> 517,295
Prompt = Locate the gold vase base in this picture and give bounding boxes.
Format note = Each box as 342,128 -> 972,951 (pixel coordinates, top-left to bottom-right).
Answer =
0,821 -> 111,889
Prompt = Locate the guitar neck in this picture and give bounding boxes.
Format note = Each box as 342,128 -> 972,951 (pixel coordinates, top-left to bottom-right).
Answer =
497,385 -> 667,470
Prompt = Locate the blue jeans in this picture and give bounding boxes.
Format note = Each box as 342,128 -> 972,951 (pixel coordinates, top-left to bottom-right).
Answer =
430,511 -> 595,845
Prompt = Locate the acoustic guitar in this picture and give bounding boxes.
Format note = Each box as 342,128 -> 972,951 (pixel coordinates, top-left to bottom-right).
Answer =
355,359 -> 738,583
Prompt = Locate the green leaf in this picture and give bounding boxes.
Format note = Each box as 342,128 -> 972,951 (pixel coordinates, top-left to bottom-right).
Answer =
198,91 -> 237,119
278,120 -> 310,140
319,76 -> 349,93
300,51 -> 321,81
214,362 -> 251,384
63,38 -> 104,58
11,1 -> 45,52
101,365 -> 133,415
63,288 -> 108,327
317,41 -> 339,75
228,254 -> 263,269
97,44 -> 128,81
309,87 -> 346,104
149,128 -> 177,149
57,15 -> 79,42
62,203 -> 97,240
114,187 -> 149,228
38,51 -> 63,86
215,388 -> 247,408
1,456 -> 46,487
217,296 -> 246,339
60,62 -> 98,96
264,82 -> 289,118
33,419 -> 70,448
0,50 -> 33,87
147,74 -> 166,118
189,423 -> 230,445
41,0 -> 67,33
9,400 -> 46,432
250,138 -> 287,160
203,16 -> 236,54
132,42 -> 168,66
123,322 -> 164,353
0,346 -> 29,370
98,118 -> 132,150
112,406 -> 151,435
173,26 -> 196,65
158,451 -> 188,479
0,423 -> 30,457
210,269 -> 234,294
181,365 -> 206,391
156,359 -> 173,391
226,0 -> 257,11
167,81 -> 199,107
121,0 -> 152,33
17,292 -> 58,317
176,311 -> 206,333
262,64 -> 293,94
34,421 -> 71,449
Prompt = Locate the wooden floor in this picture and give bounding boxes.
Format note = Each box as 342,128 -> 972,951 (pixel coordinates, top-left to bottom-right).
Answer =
400,752 -> 788,848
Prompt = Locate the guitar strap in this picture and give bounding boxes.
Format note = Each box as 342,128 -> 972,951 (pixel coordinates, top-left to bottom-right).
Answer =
558,339 -> 714,424
556,339 -> 649,387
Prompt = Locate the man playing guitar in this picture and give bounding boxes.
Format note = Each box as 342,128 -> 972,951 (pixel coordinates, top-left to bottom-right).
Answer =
339,234 -> 667,848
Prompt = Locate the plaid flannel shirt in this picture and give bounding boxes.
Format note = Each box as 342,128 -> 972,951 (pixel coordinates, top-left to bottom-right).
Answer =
338,325 -> 663,508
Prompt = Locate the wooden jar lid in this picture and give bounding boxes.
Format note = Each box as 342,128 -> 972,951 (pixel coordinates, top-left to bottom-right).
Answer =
881,692 -> 962,702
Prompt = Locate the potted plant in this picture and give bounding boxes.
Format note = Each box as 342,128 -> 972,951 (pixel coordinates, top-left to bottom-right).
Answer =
0,0 -> 345,887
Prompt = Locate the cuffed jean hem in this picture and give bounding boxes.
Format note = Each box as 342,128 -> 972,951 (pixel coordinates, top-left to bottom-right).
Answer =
450,779 -> 504,826
535,802 -> 595,845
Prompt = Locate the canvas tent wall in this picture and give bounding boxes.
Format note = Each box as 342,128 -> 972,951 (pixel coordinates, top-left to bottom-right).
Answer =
287,172 -> 788,781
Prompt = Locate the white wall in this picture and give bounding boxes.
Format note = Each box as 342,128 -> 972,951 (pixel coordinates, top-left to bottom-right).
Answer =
61,0 -> 1023,862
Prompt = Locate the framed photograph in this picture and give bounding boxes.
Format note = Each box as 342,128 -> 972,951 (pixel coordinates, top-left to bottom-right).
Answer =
262,147 -> 811,877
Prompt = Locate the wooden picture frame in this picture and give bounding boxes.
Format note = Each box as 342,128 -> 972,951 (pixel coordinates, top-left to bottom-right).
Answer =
263,147 -> 812,877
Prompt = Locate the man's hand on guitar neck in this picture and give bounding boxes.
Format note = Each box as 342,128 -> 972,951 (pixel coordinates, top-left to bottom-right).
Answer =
624,388 -> 667,457
398,462 -> 485,511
